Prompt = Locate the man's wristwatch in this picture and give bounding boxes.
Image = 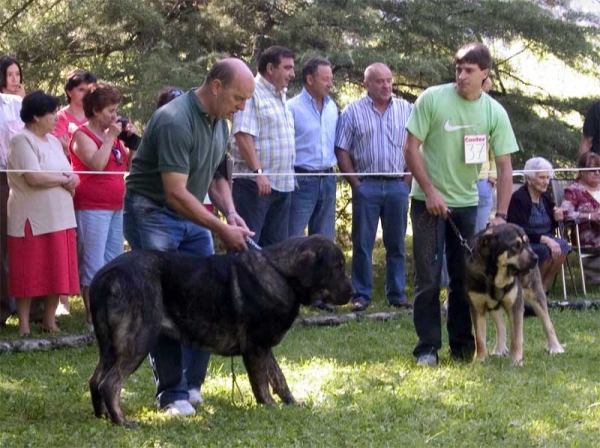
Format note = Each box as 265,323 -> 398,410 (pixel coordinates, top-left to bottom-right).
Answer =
495,212 -> 508,220
253,168 -> 263,174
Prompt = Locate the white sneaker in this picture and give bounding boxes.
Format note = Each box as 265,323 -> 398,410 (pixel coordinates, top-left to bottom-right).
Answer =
188,388 -> 203,405
162,400 -> 196,417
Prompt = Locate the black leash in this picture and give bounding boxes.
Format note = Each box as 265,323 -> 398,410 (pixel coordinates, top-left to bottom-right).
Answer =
446,210 -> 473,256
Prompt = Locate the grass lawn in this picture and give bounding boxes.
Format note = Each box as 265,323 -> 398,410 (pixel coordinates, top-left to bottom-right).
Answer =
1,303 -> 600,447
1,239 -> 600,446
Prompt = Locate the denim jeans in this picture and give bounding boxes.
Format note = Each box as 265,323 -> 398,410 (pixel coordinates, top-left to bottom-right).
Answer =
232,178 -> 291,246
351,179 -> 409,305
288,175 -> 336,241
75,209 -> 124,286
411,199 -> 476,359
123,191 -> 212,408
475,179 -> 494,234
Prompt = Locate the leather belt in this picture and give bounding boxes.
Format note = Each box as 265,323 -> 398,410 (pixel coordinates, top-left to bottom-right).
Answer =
360,175 -> 405,181
294,167 -> 334,174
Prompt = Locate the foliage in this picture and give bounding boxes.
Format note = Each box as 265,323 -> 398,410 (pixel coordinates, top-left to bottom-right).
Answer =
1,0 -> 599,152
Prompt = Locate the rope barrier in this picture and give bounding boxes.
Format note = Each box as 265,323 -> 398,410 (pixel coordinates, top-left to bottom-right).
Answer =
0,167 -> 597,177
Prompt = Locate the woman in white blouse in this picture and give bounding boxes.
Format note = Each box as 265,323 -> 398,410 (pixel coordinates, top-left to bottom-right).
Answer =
7,91 -> 79,336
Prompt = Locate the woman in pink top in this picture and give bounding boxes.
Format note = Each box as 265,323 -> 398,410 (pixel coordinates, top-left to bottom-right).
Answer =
53,69 -> 97,157
52,69 -> 97,314
70,83 -> 128,328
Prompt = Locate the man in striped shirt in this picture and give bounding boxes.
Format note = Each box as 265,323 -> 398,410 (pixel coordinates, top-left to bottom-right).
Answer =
335,62 -> 413,312
230,46 -> 296,246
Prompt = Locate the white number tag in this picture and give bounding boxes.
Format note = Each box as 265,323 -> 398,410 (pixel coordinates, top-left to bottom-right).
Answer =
464,135 -> 488,164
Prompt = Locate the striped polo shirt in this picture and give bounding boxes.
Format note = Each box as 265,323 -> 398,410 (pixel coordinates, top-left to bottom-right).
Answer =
335,95 -> 412,174
230,74 -> 295,192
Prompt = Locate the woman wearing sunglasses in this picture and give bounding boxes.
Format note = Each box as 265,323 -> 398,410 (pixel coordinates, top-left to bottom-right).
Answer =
69,82 -> 128,328
561,152 -> 600,284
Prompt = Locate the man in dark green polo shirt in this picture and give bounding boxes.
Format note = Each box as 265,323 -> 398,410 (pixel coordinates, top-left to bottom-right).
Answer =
124,58 -> 255,417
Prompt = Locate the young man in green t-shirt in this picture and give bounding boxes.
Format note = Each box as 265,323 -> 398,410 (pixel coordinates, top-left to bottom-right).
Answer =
404,42 -> 519,367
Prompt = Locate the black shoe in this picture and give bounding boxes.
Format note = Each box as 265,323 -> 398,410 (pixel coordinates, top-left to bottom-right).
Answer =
390,301 -> 413,310
450,347 -> 475,362
313,301 -> 336,313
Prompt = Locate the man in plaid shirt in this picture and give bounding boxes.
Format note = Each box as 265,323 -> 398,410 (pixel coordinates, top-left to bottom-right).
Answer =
230,46 -> 296,246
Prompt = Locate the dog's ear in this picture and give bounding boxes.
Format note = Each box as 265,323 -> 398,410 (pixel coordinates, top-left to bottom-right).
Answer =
477,228 -> 494,258
296,249 -> 319,288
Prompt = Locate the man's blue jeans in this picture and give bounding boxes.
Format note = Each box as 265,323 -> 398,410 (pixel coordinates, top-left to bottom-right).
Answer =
351,178 -> 409,305
232,178 -> 291,246
123,191 -> 212,408
288,175 -> 336,241
410,199 -> 476,359
475,179 -> 494,233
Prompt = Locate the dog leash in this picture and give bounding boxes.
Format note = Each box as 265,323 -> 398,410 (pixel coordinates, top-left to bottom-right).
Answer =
245,236 -> 262,251
446,210 -> 474,256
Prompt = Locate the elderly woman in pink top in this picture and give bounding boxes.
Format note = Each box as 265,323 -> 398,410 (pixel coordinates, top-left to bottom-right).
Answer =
7,91 -> 80,336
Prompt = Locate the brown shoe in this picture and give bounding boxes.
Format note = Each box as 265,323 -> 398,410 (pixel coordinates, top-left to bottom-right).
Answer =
351,300 -> 369,312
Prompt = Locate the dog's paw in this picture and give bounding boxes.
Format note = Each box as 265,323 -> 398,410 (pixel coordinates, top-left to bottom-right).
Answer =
546,344 -> 565,355
491,346 -> 509,357
510,358 -> 523,367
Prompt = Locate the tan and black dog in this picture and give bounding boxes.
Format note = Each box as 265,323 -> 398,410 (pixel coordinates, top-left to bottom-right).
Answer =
88,235 -> 353,426
465,223 -> 564,366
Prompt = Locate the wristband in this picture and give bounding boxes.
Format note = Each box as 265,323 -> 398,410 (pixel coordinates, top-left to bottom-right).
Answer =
495,212 -> 508,220
226,210 -> 238,218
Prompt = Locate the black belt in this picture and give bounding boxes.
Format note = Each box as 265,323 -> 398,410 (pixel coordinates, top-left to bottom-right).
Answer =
360,175 -> 404,181
294,167 -> 334,174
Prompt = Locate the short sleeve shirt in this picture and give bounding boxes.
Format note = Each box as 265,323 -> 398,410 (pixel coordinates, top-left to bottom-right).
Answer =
334,96 -> 412,174
406,83 -> 519,208
229,74 -> 295,192
7,129 -> 76,236
126,89 -> 228,205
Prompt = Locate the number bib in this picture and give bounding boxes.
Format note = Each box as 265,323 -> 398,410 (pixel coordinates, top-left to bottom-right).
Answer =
464,135 -> 488,164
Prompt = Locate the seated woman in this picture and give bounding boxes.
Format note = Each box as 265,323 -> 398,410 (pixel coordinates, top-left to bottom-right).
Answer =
560,152 -> 600,284
7,91 -> 80,336
507,157 -> 570,292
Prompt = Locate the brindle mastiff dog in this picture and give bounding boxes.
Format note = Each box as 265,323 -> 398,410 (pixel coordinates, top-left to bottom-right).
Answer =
465,223 -> 564,366
88,235 -> 353,426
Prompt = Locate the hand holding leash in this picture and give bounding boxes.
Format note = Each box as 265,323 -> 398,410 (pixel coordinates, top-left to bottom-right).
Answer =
220,225 -> 254,252
425,190 -> 448,217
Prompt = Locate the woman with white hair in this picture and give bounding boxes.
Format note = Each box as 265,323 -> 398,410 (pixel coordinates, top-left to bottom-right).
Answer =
507,157 -> 570,292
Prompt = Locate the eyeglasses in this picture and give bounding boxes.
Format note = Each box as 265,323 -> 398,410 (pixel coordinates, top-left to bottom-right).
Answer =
112,145 -> 123,166
171,89 -> 184,98
586,168 -> 600,174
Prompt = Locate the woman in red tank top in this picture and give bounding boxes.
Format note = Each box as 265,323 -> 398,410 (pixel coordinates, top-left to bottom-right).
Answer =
69,83 -> 128,328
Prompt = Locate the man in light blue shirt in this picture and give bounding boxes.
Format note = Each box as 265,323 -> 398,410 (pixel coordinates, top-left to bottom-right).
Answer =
287,57 -> 338,312
288,57 -> 338,240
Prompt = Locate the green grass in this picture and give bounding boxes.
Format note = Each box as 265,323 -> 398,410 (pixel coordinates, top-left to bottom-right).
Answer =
1,238 -> 599,446
1,310 -> 600,447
